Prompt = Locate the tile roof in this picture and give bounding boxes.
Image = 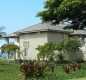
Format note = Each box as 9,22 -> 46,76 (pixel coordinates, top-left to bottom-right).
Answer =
15,22 -> 69,34
3,23 -> 86,38
70,30 -> 86,35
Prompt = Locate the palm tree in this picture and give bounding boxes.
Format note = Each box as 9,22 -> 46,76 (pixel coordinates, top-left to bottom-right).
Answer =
0,26 -> 6,38
0,44 -> 20,63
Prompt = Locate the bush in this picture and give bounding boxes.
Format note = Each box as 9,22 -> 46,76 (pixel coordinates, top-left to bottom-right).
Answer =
76,59 -> 84,63
20,60 -> 47,79
62,62 -> 82,74
58,54 -> 64,63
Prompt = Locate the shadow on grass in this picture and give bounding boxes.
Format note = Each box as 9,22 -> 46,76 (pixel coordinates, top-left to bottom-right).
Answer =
0,63 -> 9,65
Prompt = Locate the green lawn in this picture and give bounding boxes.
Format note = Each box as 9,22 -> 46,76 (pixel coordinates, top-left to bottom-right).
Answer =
35,64 -> 86,80
0,58 -> 86,80
70,77 -> 86,80
0,58 -> 23,80
0,63 -> 24,80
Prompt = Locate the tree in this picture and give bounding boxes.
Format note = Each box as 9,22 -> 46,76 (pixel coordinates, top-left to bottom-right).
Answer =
64,37 -> 81,53
0,26 -> 6,38
36,42 -> 55,61
55,37 -> 81,61
55,39 -> 66,62
0,44 -> 20,62
37,0 -> 86,30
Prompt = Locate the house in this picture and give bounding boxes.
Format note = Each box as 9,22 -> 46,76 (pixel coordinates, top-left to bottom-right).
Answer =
3,23 -> 86,61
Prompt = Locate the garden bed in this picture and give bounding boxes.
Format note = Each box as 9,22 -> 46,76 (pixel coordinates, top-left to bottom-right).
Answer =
0,59 -> 86,80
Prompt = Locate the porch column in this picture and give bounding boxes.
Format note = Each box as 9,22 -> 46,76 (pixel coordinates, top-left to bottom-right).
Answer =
15,50 -> 19,59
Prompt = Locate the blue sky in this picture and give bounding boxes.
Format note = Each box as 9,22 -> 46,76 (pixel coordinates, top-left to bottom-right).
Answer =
0,0 -> 44,45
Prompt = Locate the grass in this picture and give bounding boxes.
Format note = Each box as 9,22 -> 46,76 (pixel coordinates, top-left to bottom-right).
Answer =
0,58 -> 24,80
35,63 -> 86,80
0,58 -> 86,80
70,77 -> 86,80
0,64 -> 24,80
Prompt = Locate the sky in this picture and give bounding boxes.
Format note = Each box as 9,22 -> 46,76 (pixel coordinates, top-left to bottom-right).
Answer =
0,0 -> 44,45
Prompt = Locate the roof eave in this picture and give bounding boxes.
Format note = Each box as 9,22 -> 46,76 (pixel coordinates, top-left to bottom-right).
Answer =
3,35 -> 19,38
14,29 -> 71,34
69,33 -> 86,36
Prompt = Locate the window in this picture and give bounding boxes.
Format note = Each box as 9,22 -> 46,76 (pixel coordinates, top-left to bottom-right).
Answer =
23,41 -> 29,48
23,41 -> 29,56
24,48 -> 28,56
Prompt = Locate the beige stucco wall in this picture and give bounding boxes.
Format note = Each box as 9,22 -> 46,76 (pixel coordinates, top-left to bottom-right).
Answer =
18,31 -> 86,61
14,37 -> 19,46
19,32 -> 48,60
19,31 -> 68,60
